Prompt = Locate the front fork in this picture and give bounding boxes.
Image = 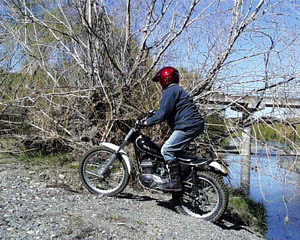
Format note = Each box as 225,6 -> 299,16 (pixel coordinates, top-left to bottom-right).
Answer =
98,134 -> 131,177
98,152 -> 121,177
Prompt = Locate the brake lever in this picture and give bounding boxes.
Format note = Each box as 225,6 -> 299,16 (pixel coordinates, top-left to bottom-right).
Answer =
147,110 -> 155,117
135,119 -> 147,128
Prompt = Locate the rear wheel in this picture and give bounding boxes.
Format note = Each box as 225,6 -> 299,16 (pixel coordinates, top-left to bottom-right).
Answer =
173,171 -> 228,222
80,147 -> 130,196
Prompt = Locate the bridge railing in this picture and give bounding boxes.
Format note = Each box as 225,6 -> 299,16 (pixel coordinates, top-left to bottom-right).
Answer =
224,85 -> 300,99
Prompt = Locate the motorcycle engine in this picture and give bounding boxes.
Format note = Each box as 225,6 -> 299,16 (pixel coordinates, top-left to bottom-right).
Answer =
139,154 -> 168,189
140,155 -> 157,174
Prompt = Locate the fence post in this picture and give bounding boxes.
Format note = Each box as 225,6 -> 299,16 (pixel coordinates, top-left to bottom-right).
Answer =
241,126 -> 251,195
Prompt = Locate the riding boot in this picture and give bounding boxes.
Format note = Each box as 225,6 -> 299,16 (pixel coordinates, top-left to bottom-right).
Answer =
158,161 -> 182,192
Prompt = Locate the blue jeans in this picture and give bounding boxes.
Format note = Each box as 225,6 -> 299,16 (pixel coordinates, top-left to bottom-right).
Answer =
161,128 -> 203,163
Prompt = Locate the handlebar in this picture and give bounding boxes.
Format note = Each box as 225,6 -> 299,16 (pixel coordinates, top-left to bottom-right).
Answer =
135,119 -> 147,128
147,110 -> 155,117
135,110 -> 156,128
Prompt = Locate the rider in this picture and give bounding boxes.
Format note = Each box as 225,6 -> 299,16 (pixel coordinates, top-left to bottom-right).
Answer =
143,66 -> 204,192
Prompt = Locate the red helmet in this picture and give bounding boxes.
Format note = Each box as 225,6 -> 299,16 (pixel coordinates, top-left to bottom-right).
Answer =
152,66 -> 179,89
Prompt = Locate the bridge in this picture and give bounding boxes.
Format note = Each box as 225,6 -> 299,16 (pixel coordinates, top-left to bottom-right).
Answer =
205,92 -> 300,110
197,85 -> 300,111
199,86 -> 300,195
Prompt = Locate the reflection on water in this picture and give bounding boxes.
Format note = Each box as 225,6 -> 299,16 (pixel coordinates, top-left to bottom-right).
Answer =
227,154 -> 300,240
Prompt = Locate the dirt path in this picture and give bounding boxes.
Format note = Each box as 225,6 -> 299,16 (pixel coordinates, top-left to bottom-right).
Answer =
0,159 -> 263,240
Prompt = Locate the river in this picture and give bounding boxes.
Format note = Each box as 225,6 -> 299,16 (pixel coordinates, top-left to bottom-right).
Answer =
227,153 -> 300,240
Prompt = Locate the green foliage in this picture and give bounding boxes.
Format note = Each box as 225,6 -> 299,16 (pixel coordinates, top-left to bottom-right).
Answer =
253,122 -> 300,144
0,69 -> 51,103
229,188 -> 267,235
205,114 -> 229,146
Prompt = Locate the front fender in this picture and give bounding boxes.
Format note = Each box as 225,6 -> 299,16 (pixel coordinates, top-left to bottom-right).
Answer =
100,142 -> 133,174
209,161 -> 228,175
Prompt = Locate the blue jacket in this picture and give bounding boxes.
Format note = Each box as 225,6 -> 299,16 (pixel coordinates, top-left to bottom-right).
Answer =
146,84 -> 204,130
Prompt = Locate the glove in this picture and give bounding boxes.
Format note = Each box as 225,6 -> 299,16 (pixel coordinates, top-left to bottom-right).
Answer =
136,119 -> 148,127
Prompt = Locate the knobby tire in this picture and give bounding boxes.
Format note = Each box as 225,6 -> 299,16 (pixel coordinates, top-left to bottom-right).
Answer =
79,146 -> 130,196
173,171 -> 228,223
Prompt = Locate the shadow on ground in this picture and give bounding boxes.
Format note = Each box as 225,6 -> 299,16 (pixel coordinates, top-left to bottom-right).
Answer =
116,191 -> 255,235
117,192 -> 158,202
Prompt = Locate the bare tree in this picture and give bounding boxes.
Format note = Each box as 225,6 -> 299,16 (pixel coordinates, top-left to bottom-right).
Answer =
0,1 -> 299,213
0,0 -> 221,151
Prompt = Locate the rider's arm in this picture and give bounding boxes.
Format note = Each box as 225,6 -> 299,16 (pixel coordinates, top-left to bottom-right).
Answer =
145,87 -> 176,126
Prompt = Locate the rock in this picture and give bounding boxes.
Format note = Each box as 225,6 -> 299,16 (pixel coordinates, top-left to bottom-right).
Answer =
58,174 -> 65,179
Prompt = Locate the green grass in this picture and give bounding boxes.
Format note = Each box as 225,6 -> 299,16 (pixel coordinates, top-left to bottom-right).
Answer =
229,188 -> 267,235
14,151 -> 75,168
0,137 -> 19,158
0,135 -> 80,168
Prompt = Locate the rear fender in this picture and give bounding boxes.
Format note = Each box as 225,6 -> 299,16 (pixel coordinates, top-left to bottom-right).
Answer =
209,161 -> 228,175
100,142 -> 133,175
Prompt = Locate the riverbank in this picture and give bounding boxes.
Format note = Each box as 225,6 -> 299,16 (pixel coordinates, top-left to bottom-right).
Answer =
227,153 -> 300,240
0,158 -> 263,240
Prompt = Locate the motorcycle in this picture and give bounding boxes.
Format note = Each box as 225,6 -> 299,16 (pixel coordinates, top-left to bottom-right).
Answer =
79,112 -> 229,223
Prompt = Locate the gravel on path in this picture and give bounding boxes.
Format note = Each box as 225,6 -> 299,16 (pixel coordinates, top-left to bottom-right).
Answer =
0,160 -> 263,240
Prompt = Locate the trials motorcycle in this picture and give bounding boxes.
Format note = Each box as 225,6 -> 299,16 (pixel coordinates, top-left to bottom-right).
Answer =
80,113 -> 229,223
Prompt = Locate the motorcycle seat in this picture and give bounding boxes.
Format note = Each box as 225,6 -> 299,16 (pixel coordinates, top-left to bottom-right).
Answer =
177,152 -> 210,165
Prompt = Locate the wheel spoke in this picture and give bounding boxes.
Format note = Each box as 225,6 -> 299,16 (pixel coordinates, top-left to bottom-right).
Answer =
80,147 -> 129,196
86,163 -> 101,168
178,173 -> 222,219
86,170 -> 101,178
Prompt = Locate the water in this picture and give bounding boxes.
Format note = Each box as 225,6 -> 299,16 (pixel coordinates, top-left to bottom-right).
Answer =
227,153 -> 300,240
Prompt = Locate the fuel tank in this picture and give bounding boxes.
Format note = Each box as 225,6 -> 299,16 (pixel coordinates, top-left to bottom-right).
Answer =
135,135 -> 162,157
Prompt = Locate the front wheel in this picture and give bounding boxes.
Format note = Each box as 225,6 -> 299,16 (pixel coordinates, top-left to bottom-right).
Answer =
173,171 -> 228,223
80,146 -> 130,196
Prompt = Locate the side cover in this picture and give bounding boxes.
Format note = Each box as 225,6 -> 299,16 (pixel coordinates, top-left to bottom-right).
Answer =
100,142 -> 133,174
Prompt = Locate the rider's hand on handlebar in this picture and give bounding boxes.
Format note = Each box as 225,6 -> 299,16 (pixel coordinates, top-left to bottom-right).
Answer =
136,111 -> 154,127
136,119 -> 148,127
147,110 -> 155,117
